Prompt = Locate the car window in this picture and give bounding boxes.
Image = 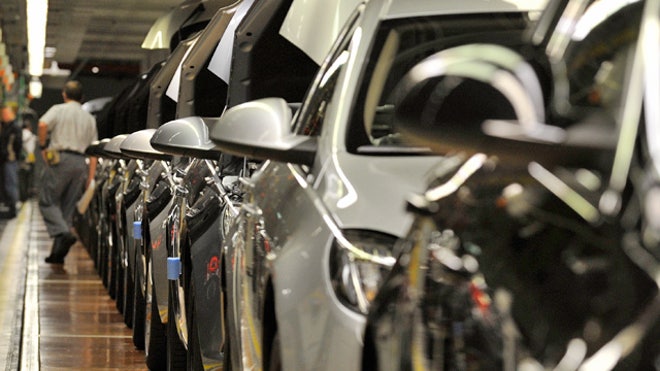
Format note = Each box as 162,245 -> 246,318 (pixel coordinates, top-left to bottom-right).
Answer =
557,1 -> 642,115
293,7 -> 363,137
345,13 -> 534,154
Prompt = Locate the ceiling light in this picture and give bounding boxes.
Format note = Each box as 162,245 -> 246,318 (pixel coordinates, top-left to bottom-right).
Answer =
45,46 -> 57,58
29,77 -> 42,98
27,0 -> 49,76
42,61 -> 70,76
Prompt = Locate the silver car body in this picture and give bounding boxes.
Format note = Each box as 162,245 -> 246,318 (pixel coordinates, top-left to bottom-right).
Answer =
151,0 -> 333,365
219,0 -> 546,370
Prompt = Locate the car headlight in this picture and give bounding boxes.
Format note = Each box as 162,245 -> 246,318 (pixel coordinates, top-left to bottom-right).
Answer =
330,230 -> 398,314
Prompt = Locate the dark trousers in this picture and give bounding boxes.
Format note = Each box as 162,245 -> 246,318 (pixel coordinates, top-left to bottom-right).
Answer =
2,161 -> 19,215
39,152 -> 87,237
19,163 -> 34,201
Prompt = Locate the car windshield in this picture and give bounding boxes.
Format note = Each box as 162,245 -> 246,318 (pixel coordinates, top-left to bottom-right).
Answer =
346,13 -> 534,154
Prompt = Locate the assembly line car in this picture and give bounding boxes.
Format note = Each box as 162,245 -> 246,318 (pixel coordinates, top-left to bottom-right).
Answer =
144,0 -> 357,369
77,138 -> 109,266
97,135 -> 129,298
118,129 -> 174,351
208,0 -> 546,369
76,0 -> 660,370
139,2 -> 246,369
362,0 -> 660,369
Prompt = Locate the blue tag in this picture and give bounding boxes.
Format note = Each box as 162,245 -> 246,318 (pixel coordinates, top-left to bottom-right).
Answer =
167,257 -> 181,280
133,221 -> 142,240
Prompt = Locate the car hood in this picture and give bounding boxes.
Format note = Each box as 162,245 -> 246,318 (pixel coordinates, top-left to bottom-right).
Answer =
383,0 -> 547,19
319,151 -> 450,237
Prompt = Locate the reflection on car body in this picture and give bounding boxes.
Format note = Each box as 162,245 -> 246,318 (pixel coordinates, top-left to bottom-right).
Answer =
363,0 -> 660,369
212,0 -> 546,370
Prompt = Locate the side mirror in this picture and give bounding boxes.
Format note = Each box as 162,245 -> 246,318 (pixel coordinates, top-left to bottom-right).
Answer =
120,129 -> 173,161
102,134 -> 130,159
85,138 -> 110,157
151,116 -> 222,160
210,97 -> 317,166
394,44 -> 615,165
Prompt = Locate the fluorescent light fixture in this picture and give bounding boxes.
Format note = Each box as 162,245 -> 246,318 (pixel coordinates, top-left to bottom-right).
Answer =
26,0 -> 48,76
44,46 -> 56,58
43,61 -> 70,76
29,77 -> 42,98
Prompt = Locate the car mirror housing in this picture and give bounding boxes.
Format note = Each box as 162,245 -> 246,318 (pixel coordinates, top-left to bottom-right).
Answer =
151,116 -> 223,160
85,138 -> 111,157
103,134 -> 130,159
210,97 -> 317,166
393,44 -> 615,166
120,129 -> 173,161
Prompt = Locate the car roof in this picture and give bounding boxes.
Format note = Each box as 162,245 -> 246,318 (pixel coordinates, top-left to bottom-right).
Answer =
281,0 -> 547,65
382,0 -> 548,20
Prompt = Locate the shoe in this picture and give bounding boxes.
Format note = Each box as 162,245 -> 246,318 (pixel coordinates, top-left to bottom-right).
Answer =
60,233 -> 77,252
50,232 -> 77,259
45,233 -> 76,264
45,255 -> 64,264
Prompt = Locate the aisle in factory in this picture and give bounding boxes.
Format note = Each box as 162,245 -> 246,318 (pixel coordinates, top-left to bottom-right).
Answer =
0,201 -> 145,370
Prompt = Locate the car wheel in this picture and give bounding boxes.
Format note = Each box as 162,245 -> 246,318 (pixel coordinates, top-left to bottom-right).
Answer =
167,286 -> 187,371
146,267 -> 167,370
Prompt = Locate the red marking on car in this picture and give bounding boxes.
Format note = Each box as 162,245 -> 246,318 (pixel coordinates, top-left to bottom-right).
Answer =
207,256 -> 220,274
152,236 -> 162,250
170,222 -> 178,244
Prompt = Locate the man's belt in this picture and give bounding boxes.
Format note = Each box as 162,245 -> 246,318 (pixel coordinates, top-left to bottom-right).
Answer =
60,149 -> 84,156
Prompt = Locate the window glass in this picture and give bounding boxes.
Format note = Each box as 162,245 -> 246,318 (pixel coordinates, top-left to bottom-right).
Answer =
346,13 -> 534,154
552,0 -> 643,126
